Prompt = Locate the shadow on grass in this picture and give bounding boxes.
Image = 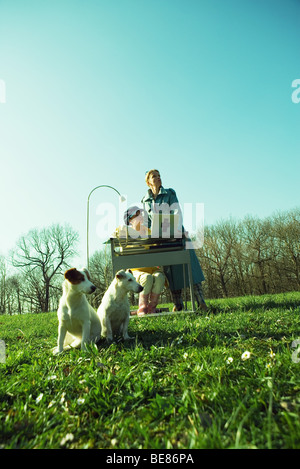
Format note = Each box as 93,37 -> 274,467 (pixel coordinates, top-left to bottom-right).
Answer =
126,309 -> 300,350
207,297 -> 300,314
96,293 -> 300,350
125,324 -> 297,351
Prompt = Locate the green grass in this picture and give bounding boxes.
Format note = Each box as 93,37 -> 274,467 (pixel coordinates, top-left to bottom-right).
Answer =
0,291 -> 300,449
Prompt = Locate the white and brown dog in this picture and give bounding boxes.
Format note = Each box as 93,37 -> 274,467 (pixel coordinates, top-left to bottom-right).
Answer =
53,268 -> 101,354
97,269 -> 143,344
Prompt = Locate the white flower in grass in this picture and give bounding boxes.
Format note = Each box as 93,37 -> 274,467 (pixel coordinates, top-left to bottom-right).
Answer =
35,393 -> 43,404
60,433 -> 74,446
241,351 -> 251,361
269,350 -> 276,359
226,357 -> 233,364
77,397 -> 85,405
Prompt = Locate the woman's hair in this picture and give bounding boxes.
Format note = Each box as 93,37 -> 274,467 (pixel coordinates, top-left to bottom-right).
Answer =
145,169 -> 160,184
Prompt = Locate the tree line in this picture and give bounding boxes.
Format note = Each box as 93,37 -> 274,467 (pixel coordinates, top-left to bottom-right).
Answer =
0,208 -> 299,314
197,208 -> 300,299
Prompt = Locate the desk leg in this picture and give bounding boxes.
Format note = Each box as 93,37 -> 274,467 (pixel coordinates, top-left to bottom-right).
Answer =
183,264 -> 187,311
111,242 -> 116,276
187,261 -> 196,312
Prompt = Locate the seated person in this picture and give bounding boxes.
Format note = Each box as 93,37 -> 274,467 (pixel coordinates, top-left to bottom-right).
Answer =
123,206 -> 167,316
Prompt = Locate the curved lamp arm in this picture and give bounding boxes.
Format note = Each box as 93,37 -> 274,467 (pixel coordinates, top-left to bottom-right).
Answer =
87,185 -> 125,269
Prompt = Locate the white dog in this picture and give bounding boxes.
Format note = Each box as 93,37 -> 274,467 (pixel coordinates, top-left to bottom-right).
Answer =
53,268 -> 101,354
97,269 -> 143,343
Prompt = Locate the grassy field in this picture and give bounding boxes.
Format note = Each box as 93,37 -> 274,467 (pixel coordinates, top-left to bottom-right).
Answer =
0,291 -> 300,449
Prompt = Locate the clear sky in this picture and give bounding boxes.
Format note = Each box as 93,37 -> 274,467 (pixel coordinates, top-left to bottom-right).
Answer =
0,0 -> 299,267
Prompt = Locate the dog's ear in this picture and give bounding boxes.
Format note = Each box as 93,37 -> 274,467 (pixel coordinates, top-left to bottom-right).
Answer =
116,270 -> 126,280
65,268 -> 84,284
82,268 -> 91,280
65,268 -> 77,281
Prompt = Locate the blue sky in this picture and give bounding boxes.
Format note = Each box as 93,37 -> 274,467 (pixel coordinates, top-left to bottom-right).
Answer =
0,0 -> 299,267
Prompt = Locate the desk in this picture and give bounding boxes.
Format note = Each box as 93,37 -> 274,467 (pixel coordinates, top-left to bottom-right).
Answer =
110,237 -> 196,312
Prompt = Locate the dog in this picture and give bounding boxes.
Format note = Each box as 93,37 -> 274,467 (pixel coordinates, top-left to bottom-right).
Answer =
97,269 -> 143,343
53,268 -> 101,354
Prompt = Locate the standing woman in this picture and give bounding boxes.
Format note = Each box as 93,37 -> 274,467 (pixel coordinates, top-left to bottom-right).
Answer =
141,169 -> 208,312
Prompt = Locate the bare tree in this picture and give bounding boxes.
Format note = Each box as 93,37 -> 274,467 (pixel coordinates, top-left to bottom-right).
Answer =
197,208 -> 299,299
241,217 -> 277,294
5,275 -> 23,314
11,224 -> 79,312
88,249 -> 113,308
200,220 -> 238,297
268,209 -> 300,291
